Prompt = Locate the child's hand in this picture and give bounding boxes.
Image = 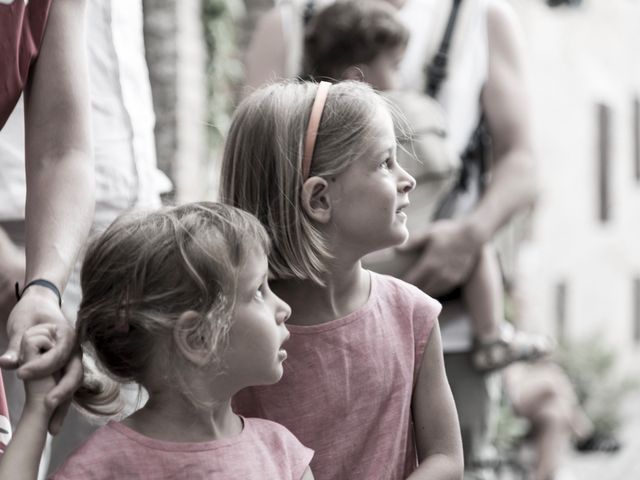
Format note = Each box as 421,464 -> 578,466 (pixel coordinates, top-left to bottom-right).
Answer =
0,325 -> 64,480
19,324 -> 59,415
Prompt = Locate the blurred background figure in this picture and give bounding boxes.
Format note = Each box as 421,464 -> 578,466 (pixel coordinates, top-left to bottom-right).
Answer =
504,359 -> 620,480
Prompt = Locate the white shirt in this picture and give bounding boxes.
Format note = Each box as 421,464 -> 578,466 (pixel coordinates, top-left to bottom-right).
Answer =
0,0 -> 171,221
398,0 -> 489,156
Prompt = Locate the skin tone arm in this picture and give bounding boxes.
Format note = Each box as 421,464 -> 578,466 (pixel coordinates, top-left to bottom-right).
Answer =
406,322 -> 463,480
0,0 -> 93,433
0,325 -> 58,480
244,7 -> 289,90
402,0 -> 537,296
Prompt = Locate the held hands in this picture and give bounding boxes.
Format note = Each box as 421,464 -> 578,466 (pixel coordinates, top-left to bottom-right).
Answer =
20,325 -> 59,415
400,218 -> 483,297
0,325 -> 62,480
0,288 -> 82,434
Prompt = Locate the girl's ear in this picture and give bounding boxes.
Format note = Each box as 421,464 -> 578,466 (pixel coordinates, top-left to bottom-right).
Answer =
174,311 -> 209,367
301,176 -> 331,223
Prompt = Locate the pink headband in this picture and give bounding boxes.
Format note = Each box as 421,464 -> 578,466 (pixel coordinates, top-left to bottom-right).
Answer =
302,81 -> 331,180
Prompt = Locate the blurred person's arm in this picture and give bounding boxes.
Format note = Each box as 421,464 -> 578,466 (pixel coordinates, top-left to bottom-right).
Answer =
244,6 -> 290,90
403,0 -> 537,296
468,0 -> 537,245
0,0 -> 92,433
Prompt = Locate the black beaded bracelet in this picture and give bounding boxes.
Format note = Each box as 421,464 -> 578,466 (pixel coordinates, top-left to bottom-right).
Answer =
15,279 -> 62,307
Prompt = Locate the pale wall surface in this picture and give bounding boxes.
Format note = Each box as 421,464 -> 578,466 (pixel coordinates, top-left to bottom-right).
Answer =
509,0 -> 640,372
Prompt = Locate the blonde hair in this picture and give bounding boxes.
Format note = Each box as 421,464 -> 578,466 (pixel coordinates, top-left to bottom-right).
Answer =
220,80 -> 390,284
73,202 -> 269,416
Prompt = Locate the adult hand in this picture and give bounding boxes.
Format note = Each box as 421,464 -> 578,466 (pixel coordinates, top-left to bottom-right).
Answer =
400,218 -> 483,297
0,287 -> 82,434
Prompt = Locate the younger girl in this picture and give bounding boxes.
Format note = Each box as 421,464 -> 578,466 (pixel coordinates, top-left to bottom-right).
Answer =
0,202 -> 314,479
222,81 -> 463,479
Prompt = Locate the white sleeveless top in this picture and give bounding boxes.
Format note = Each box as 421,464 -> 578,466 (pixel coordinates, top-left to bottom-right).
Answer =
398,0 -> 489,156
278,0 -> 490,156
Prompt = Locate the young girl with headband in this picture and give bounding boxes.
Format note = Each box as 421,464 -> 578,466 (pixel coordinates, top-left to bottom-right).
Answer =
0,202 -> 314,480
222,81 -> 464,479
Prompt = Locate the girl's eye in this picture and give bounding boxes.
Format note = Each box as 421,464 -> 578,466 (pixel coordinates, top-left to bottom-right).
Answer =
380,157 -> 392,170
254,285 -> 265,300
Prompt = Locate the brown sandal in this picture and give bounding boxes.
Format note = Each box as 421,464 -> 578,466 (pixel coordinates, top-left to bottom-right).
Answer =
472,323 -> 554,373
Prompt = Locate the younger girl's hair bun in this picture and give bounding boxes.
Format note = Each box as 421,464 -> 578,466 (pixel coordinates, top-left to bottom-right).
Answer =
73,356 -> 125,419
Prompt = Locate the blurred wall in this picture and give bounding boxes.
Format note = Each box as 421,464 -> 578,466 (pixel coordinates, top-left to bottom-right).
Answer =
143,0 -> 208,202
510,0 -> 640,372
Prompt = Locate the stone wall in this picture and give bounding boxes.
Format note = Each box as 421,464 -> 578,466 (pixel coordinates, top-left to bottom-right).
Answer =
143,0 -> 207,202
509,0 -> 640,372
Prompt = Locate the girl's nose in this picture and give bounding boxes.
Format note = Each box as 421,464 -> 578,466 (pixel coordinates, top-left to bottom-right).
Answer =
276,297 -> 292,325
397,165 -> 416,193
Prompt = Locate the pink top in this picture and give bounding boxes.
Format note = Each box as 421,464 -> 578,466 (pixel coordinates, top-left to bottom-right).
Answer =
50,417 -> 313,480
234,272 -> 441,480
0,0 -> 53,128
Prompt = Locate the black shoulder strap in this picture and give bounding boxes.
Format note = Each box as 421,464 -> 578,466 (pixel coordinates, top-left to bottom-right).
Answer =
425,0 -> 463,98
303,0 -> 316,25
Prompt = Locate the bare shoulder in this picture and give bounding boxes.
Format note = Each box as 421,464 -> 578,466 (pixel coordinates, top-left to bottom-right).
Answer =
254,5 -> 285,35
244,3 -> 292,89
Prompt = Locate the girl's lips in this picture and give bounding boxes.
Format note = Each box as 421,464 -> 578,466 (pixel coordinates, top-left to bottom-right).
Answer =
395,202 -> 409,214
278,349 -> 288,361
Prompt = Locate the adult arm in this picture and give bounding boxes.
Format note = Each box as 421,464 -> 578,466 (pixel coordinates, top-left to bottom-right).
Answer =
0,0 -> 92,431
244,6 -> 290,90
406,321 -> 463,479
403,0 -> 537,296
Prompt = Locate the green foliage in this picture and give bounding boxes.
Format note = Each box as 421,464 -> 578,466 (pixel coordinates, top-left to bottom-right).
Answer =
494,399 -> 530,453
202,0 -> 245,150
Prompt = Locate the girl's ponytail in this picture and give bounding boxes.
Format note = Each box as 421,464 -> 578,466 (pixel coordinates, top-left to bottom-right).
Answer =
73,360 -> 124,417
